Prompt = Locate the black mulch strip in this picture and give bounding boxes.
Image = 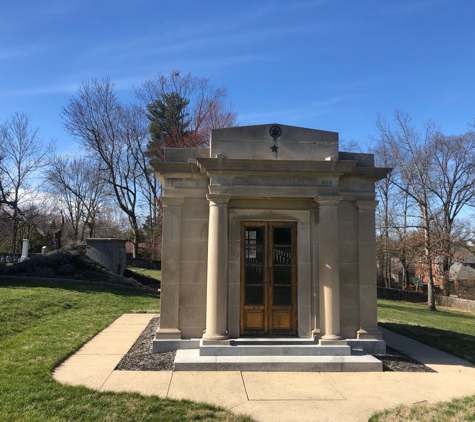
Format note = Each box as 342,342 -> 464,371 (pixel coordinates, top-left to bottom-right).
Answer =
116,317 -> 436,373
374,346 -> 437,372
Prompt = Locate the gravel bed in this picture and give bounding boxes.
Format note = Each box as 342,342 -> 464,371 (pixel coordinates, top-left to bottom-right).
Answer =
115,317 -> 175,371
116,317 -> 436,372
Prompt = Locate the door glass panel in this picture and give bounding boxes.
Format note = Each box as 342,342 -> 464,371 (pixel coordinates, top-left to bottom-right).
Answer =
273,266 -> 291,285
274,227 -> 291,245
273,286 -> 292,306
273,246 -> 291,265
245,226 -> 264,307
245,228 -> 264,263
245,265 -> 263,284
245,285 -> 264,305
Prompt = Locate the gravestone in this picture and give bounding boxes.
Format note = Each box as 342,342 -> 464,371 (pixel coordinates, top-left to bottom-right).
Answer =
18,239 -> 29,263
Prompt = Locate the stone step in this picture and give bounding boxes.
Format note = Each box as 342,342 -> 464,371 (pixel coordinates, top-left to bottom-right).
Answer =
199,343 -> 351,356
231,338 -> 320,345
175,349 -> 383,372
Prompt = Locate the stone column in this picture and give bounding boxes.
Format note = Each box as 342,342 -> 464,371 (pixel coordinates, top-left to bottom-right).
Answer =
203,193 -> 231,341
356,200 -> 382,339
155,196 -> 184,339
317,196 -> 343,342
310,200 -> 320,339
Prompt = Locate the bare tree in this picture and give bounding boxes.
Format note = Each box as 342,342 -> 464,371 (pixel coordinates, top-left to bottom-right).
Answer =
46,156 -> 108,242
376,110 -> 438,310
0,112 -> 55,252
429,131 -> 475,295
61,78 -> 149,258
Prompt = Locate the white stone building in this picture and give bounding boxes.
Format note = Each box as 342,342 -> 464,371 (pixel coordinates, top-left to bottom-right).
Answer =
152,124 -> 390,370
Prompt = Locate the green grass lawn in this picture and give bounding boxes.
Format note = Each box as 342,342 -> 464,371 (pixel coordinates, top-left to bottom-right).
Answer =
0,278 -> 251,422
378,299 -> 475,365
370,299 -> 475,421
128,266 -> 162,281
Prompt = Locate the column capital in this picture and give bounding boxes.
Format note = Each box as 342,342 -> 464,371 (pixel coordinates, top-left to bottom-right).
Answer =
314,195 -> 343,206
206,193 -> 231,205
160,196 -> 184,206
356,200 -> 379,211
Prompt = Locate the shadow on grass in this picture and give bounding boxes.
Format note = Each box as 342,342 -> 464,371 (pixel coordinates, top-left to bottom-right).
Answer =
0,276 -> 160,298
380,322 -> 475,366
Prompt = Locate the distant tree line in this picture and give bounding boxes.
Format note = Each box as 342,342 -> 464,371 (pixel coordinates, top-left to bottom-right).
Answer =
0,71 -> 237,258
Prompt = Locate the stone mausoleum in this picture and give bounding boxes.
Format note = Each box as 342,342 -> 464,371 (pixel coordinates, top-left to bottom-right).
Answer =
152,124 -> 391,371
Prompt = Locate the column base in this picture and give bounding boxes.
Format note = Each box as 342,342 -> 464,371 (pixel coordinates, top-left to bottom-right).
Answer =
319,339 -> 348,346
312,328 -> 321,340
201,339 -> 231,346
202,332 -> 229,342
357,328 -> 383,340
155,328 -> 181,339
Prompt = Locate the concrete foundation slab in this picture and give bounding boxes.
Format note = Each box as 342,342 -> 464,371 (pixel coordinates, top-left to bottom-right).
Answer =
174,349 -> 383,372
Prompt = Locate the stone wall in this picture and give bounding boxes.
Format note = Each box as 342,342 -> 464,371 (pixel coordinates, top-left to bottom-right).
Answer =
435,295 -> 475,313
377,287 -> 475,313
127,258 -> 161,270
377,287 -> 427,303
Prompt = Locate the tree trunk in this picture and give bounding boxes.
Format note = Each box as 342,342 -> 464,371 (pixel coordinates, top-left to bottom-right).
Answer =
423,218 -> 437,311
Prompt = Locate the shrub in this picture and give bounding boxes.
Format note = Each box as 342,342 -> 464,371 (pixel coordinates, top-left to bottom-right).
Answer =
58,264 -> 75,275
456,279 -> 475,300
35,267 -> 55,278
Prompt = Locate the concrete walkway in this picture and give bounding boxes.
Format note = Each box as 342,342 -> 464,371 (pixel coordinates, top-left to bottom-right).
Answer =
53,314 -> 475,422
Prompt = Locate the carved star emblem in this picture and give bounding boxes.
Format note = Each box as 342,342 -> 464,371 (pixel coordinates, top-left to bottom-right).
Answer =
270,144 -> 279,153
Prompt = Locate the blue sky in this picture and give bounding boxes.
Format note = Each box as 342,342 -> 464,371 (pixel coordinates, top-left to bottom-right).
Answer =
1,0 -> 474,154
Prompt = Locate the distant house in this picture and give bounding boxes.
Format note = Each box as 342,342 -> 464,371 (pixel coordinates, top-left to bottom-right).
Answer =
415,249 -> 475,292
125,242 -> 147,258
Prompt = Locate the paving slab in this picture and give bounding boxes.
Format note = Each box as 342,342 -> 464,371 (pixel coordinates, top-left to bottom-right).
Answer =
113,313 -> 159,324
75,326 -> 147,355
53,354 -> 122,389
167,371 -> 248,408
388,372 -> 475,402
233,399 -> 384,422
321,372 -> 426,404
101,370 -> 172,397
242,372 -> 344,400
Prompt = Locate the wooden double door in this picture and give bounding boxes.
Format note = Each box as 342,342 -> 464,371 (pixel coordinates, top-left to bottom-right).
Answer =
240,222 -> 297,336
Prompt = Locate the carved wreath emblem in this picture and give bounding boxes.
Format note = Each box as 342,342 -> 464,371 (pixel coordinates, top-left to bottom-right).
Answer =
269,125 -> 282,139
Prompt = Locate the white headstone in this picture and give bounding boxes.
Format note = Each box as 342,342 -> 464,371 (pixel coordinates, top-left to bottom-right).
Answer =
18,239 -> 30,263
41,246 -> 48,255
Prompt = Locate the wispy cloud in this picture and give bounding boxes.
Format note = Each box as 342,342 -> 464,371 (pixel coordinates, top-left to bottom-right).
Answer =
312,95 -> 346,108
376,0 -> 446,15
3,83 -> 78,96
0,43 -> 49,61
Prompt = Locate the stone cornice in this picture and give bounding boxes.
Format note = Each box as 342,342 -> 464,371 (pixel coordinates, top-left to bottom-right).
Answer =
196,158 -> 357,176
151,161 -> 201,175
340,167 -> 392,182
160,196 -> 185,206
